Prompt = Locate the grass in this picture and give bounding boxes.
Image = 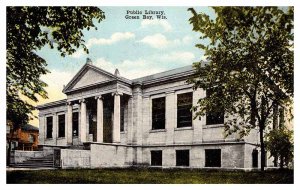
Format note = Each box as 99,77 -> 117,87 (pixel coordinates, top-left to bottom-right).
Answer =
6,168 -> 293,184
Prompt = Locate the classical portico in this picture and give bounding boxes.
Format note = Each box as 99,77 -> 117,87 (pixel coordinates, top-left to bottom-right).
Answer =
61,60 -> 132,145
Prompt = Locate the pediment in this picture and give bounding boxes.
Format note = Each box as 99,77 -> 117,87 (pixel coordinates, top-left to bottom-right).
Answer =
63,64 -> 115,93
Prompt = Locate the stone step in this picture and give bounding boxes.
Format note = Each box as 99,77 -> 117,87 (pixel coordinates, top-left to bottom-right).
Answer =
21,161 -> 53,164
29,158 -> 53,161
12,164 -> 54,168
16,161 -> 54,165
12,153 -> 55,168
15,164 -> 54,167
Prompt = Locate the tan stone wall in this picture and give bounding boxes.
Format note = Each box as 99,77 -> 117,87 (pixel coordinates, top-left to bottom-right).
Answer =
90,144 -> 129,168
61,149 -> 91,168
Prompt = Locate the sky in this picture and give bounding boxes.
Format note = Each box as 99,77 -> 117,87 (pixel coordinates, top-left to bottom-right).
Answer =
29,6 -> 216,126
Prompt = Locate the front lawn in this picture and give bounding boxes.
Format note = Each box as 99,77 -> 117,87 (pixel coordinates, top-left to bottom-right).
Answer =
6,168 -> 293,184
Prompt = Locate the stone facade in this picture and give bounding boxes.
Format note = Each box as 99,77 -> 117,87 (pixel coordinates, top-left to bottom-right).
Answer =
37,60 -> 269,169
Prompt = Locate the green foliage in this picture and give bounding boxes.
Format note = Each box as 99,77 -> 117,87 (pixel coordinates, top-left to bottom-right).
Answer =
188,7 -> 293,171
265,128 -> 293,167
188,7 -> 293,137
6,7 -> 105,128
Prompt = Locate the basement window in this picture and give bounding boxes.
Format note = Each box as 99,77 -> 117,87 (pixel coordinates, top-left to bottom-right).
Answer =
252,149 -> 258,168
205,149 -> 221,167
177,92 -> 193,128
46,116 -> 53,139
152,97 -> 165,130
151,150 -> 162,166
176,150 -> 190,166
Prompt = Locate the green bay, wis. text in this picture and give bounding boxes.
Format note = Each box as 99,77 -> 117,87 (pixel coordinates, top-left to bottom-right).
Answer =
125,10 -> 167,20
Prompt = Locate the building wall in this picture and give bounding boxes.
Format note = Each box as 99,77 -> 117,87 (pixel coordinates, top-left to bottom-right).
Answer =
61,149 -> 91,168
37,77 -> 263,169
7,126 -> 39,151
90,144 -> 129,168
40,104 -> 67,146
38,79 -> 258,147
87,143 -> 248,169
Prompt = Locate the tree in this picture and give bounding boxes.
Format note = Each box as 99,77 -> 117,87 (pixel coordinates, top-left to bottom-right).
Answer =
188,7 -> 293,171
6,7 -> 105,165
265,127 -> 293,169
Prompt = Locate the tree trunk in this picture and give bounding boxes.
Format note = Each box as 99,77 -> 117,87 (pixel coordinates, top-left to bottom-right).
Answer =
259,126 -> 265,172
7,127 -> 15,166
280,154 -> 284,169
273,104 -> 279,167
7,140 -> 12,166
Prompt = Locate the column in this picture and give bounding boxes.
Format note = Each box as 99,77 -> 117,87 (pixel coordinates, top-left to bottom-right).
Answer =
52,114 -> 57,145
192,88 -> 204,143
166,91 -> 175,145
38,115 -> 45,145
127,96 -> 133,144
67,101 -> 73,145
142,96 -> 150,145
79,98 -> 87,143
96,95 -> 104,143
113,92 -> 122,143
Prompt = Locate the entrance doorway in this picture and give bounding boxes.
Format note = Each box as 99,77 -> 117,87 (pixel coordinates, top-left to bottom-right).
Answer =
103,94 -> 113,143
87,98 -> 97,142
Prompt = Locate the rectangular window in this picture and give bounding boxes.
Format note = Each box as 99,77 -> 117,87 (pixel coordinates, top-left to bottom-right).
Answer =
205,149 -> 221,167
176,150 -> 190,166
177,92 -> 193,128
72,112 -> 79,137
152,97 -> 165,130
58,114 -> 65,138
206,88 -> 224,125
151,150 -> 162,166
46,116 -> 53,139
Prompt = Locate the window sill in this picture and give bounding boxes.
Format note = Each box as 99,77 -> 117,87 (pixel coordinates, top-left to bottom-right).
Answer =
149,129 -> 166,133
57,137 -> 65,139
203,124 -> 224,129
174,126 -> 193,131
120,131 -> 126,134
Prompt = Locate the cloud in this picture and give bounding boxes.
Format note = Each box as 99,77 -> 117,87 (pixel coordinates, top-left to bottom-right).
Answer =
69,32 -> 135,58
94,58 -> 164,79
139,34 -> 194,49
182,35 -> 193,44
93,58 -> 116,73
141,20 -> 172,32
158,51 -> 195,64
139,33 -> 170,49
39,69 -> 74,103
86,32 -> 135,48
70,49 -> 86,58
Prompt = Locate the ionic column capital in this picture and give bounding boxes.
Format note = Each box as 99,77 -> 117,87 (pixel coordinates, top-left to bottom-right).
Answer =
66,101 -> 73,106
79,98 -> 86,103
95,95 -> 103,100
112,91 -> 123,96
